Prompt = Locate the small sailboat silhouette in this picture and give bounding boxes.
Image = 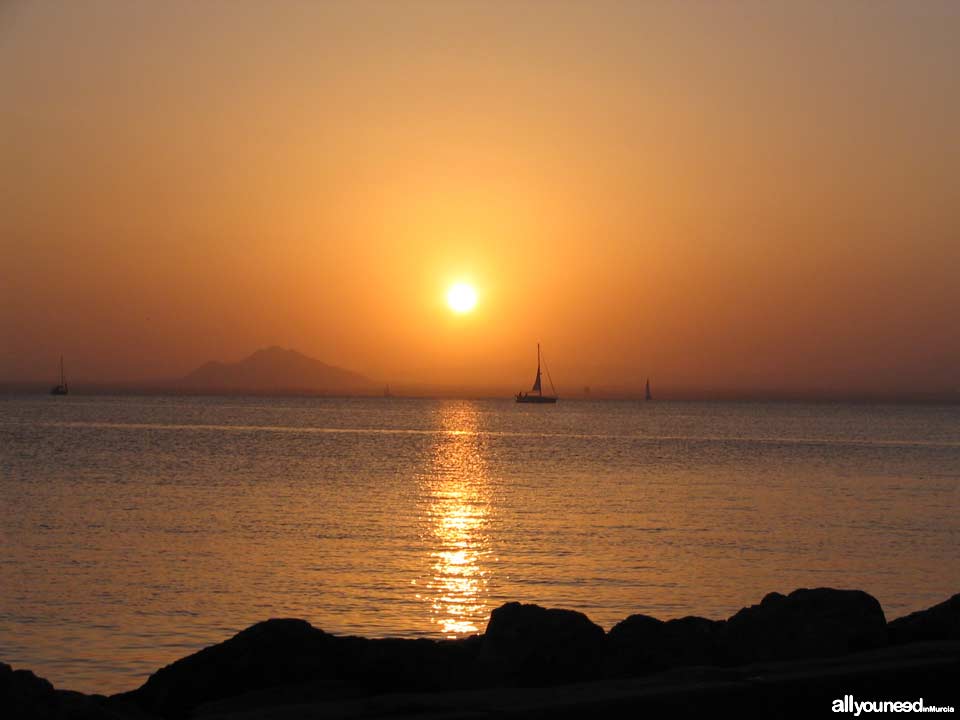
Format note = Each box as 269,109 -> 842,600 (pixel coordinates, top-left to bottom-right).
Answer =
50,356 -> 68,396
645,378 -> 652,402
516,344 -> 557,404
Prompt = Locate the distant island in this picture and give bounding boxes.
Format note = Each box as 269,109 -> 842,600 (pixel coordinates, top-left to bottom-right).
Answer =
175,346 -> 375,395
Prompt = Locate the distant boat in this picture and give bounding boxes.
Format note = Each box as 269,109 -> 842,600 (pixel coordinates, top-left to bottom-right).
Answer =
383,384 -> 392,398
645,378 -> 652,402
516,344 -> 557,404
50,356 -> 68,396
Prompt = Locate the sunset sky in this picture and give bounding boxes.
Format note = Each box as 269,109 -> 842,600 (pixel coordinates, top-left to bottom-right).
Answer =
2,1 -> 958,395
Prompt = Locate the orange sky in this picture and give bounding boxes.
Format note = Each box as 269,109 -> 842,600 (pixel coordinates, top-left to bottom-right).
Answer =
1,1 -> 958,395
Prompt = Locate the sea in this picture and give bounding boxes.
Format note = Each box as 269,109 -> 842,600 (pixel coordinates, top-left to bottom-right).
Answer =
1,395 -> 958,694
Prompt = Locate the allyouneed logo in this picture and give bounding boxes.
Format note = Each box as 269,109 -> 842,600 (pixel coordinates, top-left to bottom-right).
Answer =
833,696 -> 955,715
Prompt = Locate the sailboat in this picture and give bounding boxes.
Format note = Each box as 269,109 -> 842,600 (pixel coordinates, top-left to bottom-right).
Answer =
645,378 -> 652,401
516,344 -> 557,404
50,356 -> 68,396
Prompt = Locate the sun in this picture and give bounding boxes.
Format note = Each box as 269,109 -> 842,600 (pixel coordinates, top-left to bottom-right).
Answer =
447,283 -> 478,314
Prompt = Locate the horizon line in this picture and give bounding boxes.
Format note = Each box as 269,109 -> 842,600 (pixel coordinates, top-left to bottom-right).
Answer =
1,381 -> 958,405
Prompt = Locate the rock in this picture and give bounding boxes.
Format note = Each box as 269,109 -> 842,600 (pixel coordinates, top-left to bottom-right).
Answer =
0,663 -> 116,720
723,588 -> 887,664
191,634 -> 482,718
0,662 -> 58,720
125,618 -> 339,718
479,602 -> 606,685
122,618 -> 483,718
888,594 -> 960,645
336,635 -> 481,693
606,614 -> 724,675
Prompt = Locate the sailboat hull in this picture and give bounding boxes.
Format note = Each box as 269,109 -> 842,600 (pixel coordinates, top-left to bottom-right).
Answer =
516,395 -> 557,404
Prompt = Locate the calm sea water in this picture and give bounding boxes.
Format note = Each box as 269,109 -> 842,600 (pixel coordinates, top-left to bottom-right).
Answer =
1,395 -> 958,693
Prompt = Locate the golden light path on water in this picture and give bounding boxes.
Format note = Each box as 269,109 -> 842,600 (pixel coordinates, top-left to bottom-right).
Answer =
415,406 -> 493,636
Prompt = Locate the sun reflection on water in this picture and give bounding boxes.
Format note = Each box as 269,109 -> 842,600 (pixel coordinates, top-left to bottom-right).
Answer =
416,403 -> 493,637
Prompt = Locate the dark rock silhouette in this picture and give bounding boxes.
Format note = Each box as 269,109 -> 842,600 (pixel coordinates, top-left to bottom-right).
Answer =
119,618 -> 482,718
0,662 -> 114,720
122,619 -> 338,717
888,593 -> 960,645
606,614 -> 724,674
178,346 -> 373,394
0,663 -> 58,720
478,602 -> 605,684
4,590 -> 958,719
723,588 -> 887,663
324,634 -> 481,695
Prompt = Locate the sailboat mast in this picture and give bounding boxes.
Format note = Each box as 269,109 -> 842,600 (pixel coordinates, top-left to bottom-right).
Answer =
537,343 -> 542,396
60,355 -> 64,386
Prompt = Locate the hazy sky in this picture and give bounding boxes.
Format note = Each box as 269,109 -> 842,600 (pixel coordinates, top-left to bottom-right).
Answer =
2,1 -> 958,394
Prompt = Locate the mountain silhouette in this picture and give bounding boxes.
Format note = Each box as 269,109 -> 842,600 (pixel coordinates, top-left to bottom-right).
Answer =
179,347 -> 373,394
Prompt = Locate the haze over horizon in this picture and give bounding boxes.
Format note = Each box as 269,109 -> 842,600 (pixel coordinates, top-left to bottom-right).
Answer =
2,1 -> 958,395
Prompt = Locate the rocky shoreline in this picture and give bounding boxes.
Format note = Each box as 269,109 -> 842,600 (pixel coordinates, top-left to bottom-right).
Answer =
3,588 -> 958,719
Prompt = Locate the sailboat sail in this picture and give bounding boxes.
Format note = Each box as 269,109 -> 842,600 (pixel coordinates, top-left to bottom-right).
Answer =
516,343 -> 557,403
